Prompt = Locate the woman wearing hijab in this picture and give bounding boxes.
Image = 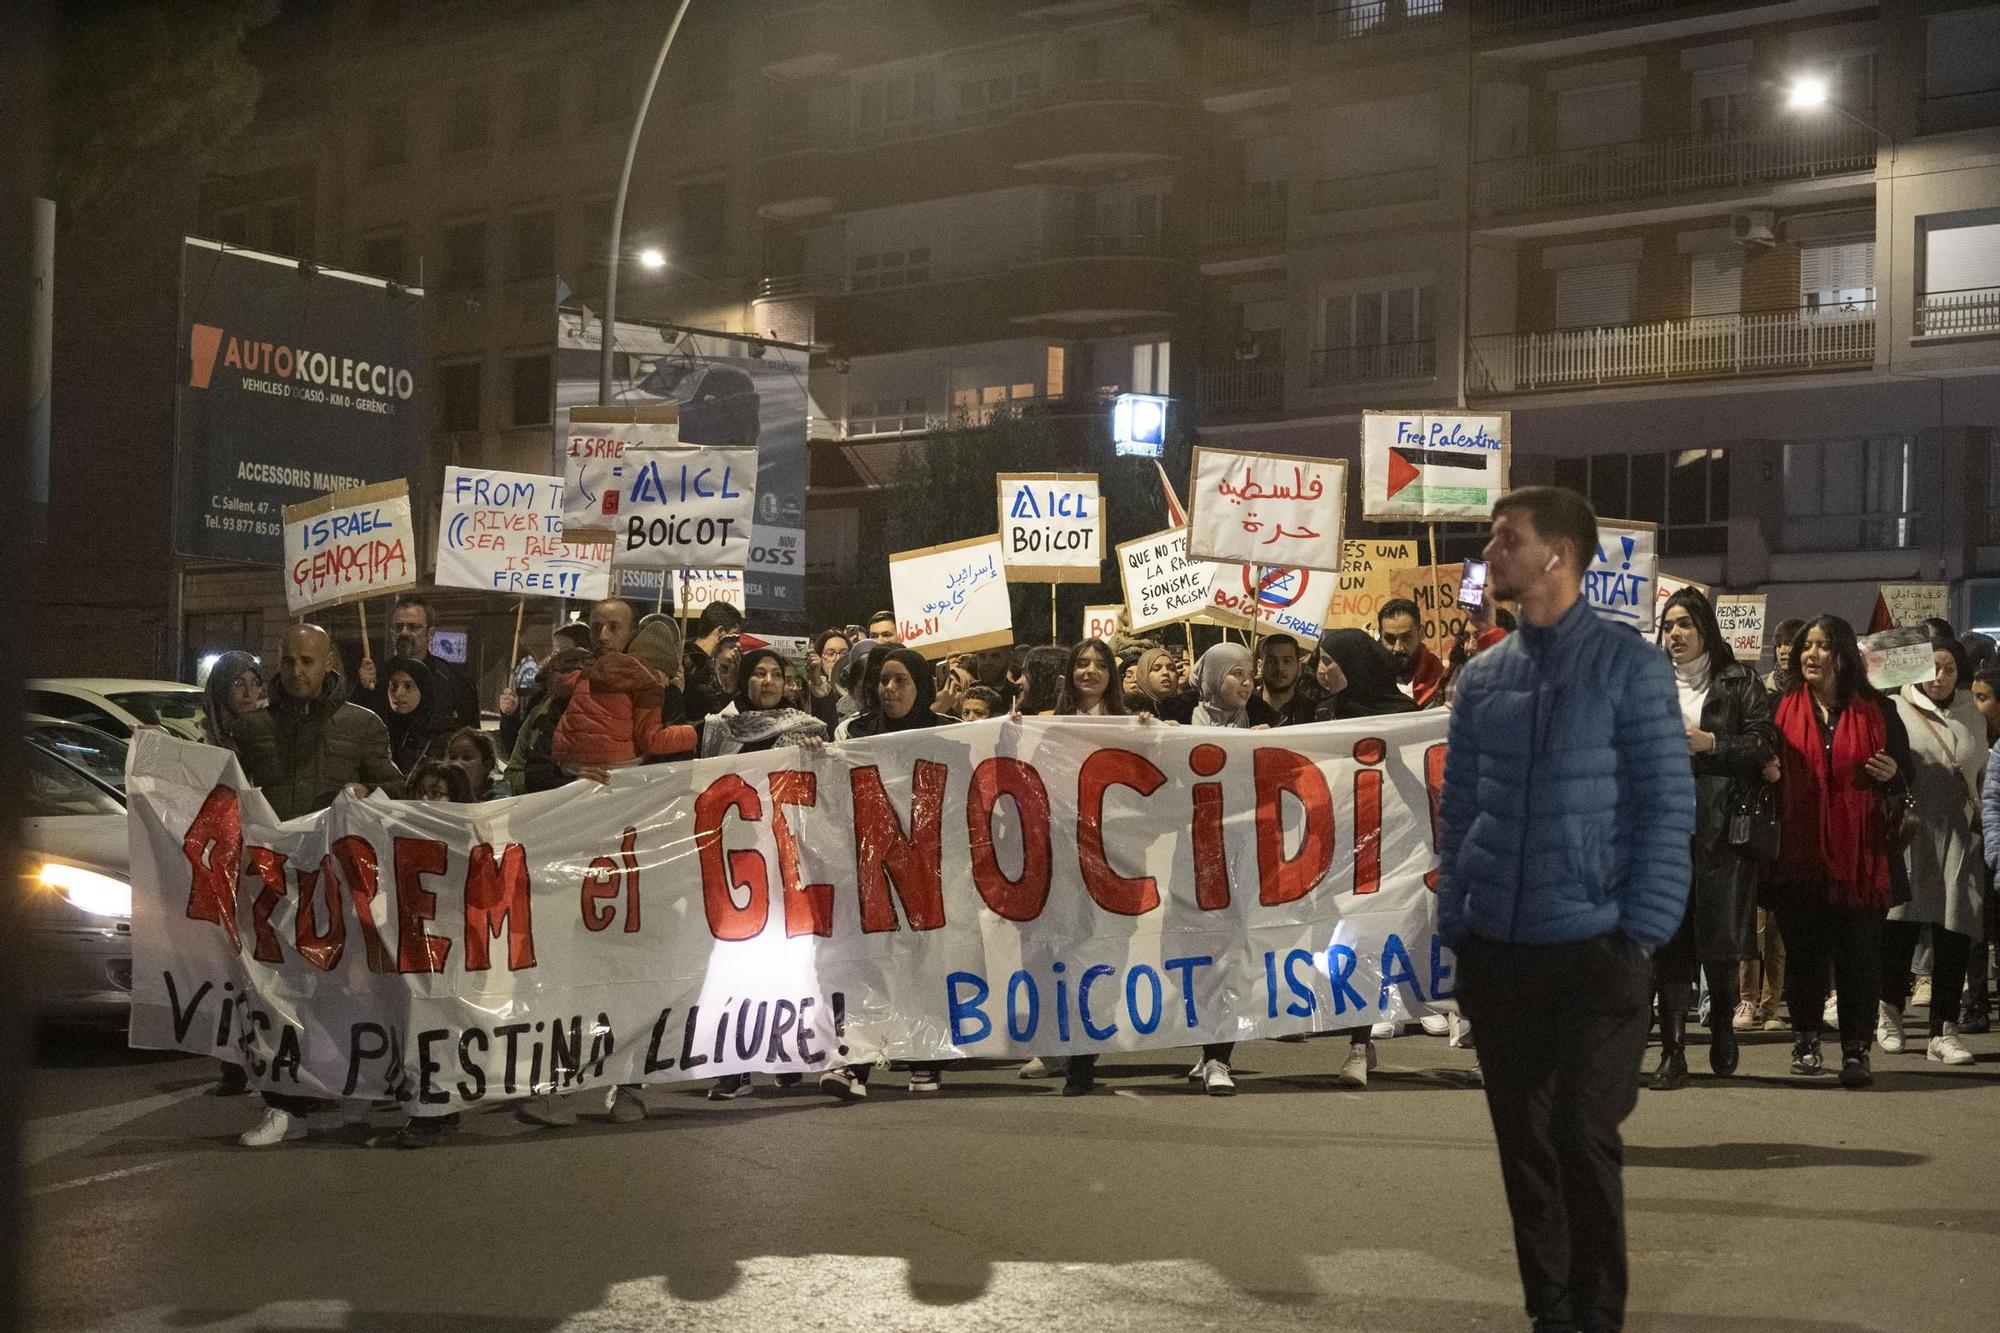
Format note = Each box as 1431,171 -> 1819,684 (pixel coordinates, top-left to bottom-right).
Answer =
201,650 -> 266,755
698,647 -> 829,759
1316,630 -> 1419,720
832,643 -> 889,739
1188,643 -> 1255,728
1130,644 -> 1194,723
380,657 -> 446,774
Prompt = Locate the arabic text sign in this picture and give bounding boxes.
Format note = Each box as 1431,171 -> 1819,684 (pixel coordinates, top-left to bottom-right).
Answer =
1863,627 -> 1939,691
1082,605 -> 1123,642
672,568 -> 745,616
1209,565 -> 1337,646
125,712 -> 1453,1106
1585,518 -> 1659,633
281,479 -> 417,615
1714,594 -> 1766,664
436,467 -> 612,602
1118,527 -> 1232,633
890,535 -> 1013,659
1878,583 -> 1948,629
997,473 -> 1104,584
1361,411 -> 1510,522
1327,540 -> 1421,631
560,412 -> 678,543
1188,447 -> 1347,572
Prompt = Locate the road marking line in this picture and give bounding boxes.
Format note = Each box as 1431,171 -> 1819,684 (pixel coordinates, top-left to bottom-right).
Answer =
26,1086 -> 208,1166
30,1159 -> 177,1197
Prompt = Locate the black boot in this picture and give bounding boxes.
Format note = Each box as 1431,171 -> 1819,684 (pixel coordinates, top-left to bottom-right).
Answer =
1839,1043 -> 1873,1089
1708,979 -> 1741,1077
1649,1001 -> 1689,1090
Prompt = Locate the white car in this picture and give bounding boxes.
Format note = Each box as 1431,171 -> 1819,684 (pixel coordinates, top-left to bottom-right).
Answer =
27,677 -> 206,742
21,742 -> 134,1023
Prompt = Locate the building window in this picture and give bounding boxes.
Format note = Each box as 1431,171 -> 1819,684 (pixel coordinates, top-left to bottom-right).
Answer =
514,66 -> 560,143
1555,81 -> 1641,150
857,67 -> 940,138
510,354 -> 552,427
1800,240 -> 1874,314
956,69 -> 1035,123
265,199 -> 300,258
1321,282 -> 1435,352
1554,262 -> 1638,329
851,248 -> 930,289
439,360 -> 482,432
848,396 -> 928,436
1687,251 -> 1742,316
364,102 -> 408,168
583,58 -> 634,128
1781,436 -> 1916,550
1551,448 -> 1729,557
444,83 -> 491,154
950,383 -> 1036,426
510,208 -> 558,280
1918,210 -> 2000,335
1925,9 -> 2000,101
1132,340 -> 1170,394
675,179 -> 728,259
437,217 -> 488,292
359,228 -> 406,284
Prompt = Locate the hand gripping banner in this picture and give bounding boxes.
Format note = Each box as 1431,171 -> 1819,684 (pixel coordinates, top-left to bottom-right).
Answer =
127,713 -> 1455,1111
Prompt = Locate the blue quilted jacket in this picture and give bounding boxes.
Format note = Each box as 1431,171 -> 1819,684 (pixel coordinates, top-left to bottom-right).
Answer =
1438,597 -> 1695,952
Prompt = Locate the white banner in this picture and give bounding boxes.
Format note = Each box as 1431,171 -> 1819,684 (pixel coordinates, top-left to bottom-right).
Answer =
996,473 -> 1104,584
127,715 -> 1453,1109
1188,447 -> 1347,572
672,568 -> 746,616
889,535 -> 1013,660
281,479 -> 417,616
1585,517 -> 1659,634
436,467 -> 612,602
1361,411 -> 1510,522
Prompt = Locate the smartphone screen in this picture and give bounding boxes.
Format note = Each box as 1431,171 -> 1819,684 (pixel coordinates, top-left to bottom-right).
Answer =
1457,560 -> 1489,609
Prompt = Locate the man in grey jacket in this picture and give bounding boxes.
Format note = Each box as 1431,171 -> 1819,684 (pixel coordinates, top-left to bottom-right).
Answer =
1439,487 -> 1695,1333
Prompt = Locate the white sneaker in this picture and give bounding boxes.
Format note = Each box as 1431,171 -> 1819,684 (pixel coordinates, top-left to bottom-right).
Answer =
1336,1043 -> 1370,1088
1876,1002 -> 1906,1054
1018,1056 -> 1067,1079
238,1108 -> 305,1147
607,1085 -> 646,1123
1448,1014 -> 1475,1050
515,1092 -> 577,1127
1732,1000 -> 1760,1031
820,1068 -> 868,1101
1370,1020 -> 1397,1039
1201,1059 -> 1236,1096
1927,1027 -> 1975,1066
1823,992 -> 1840,1028
1911,976 -> 1933,1007
1185,1058 -> 1205,1083
1419,1013 -> 1451,1037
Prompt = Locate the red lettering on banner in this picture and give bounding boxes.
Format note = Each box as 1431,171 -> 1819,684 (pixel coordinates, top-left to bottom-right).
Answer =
181,784 -> 243,950
1352,737 -> 1386,896
464,843 -> 535,971
294,855 -> 345,970
1424,743 -> 1447,891
768,770 -> 833,937
1253,748 -> 1334,906
1076,749 -> 1165,915
1188,742 -> 1232,911
580,857 -> 620,931
851,761 -> 948,932
331,836 -> 394,971
393,837 -> 452,973
695,775 -> 769,940
244,846 -> 288,963
966,757 -> 1052,921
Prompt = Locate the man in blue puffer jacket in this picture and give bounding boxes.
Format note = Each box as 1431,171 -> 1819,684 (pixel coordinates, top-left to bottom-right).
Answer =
1439,486 -> 1694,1333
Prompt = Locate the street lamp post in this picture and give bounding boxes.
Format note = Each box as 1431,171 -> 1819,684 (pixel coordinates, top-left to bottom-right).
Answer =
598,0 -> 695,406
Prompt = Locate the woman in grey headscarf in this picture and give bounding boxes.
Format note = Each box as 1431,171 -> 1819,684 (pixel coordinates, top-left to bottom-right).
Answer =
1189,642 -> 1256,728
201,651 -> 266,755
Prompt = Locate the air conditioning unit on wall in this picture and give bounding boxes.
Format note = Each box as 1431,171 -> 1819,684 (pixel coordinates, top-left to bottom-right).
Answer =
1732,210 -> 1777,246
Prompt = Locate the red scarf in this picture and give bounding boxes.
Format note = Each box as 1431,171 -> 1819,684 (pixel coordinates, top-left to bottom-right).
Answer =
1773,688 -> 1892,909
1408,646 -> 1445,709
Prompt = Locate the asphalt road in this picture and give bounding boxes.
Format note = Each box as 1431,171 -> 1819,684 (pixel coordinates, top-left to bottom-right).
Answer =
24,1019 -> 2000,1332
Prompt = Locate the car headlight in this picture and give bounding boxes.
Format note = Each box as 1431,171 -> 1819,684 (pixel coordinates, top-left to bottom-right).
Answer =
37,864 -> 133,919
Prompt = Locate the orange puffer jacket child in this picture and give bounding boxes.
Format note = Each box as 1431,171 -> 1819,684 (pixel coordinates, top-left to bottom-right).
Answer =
552,651 -> 699,771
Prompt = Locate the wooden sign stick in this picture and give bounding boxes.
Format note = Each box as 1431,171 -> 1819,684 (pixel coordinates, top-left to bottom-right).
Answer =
356,600 -> 371,662
508,596 -> 525,669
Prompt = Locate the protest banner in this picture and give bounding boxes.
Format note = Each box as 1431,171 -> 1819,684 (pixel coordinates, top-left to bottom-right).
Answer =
604,442 -> 759,573
281,479 -> 417,616
889,535 -> 1013,659
671,568 -> 746,616
1714,594 -> 1767,664
1118,527 -> 1234,633
996,473 -> 1104,583
1327,540 -> 1421,631
436,466 -> 612,602
125,710 -> 1454,1105
559,406 -> 676,541
1209,565 -> 1338,646
1188,447 -> 1347,572
1360,411 -> 1510,522
1872,582 -> 1949,632
1410,564 -> 1468,661
1585,518 -> 1659,634
1862,627 -> 1938,691
1082,605 -> 1124,643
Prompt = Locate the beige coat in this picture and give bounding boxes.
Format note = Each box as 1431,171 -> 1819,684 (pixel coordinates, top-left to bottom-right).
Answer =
1893,686 -> 1987,937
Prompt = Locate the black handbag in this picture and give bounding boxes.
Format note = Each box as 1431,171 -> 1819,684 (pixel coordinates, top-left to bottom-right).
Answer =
1726,780 -> 1781,862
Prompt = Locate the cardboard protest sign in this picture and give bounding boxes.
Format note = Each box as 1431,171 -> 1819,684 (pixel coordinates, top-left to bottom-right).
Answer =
1410,563 -> 1469,660
560,407 -> 678,543
1362,411 -> 1510,522
1863,627 -> 1938,691
1209,565 -> 1338,645
1327,540 -> 1421,631
1714,594 -> 1767,665
996,473 -> 1104,583
671,568 -> 745,616
1872,583 -> 1949,632
603,444 -> 759,571
281,479 -> 417,616
1082,604 -> 1124,643
127,711 -> 1455,1101
1585,518 -> 1659,634
889,535 -> 1013,660
1118,527 -> 1233,633
1188,446 -> 1347,572
436,467 -> 612,601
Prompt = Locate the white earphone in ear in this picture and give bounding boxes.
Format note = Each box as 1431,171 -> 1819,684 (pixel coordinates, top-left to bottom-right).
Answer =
1543,553 -> 1561,572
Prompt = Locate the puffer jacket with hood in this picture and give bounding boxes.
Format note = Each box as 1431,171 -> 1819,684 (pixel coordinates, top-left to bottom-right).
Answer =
232,668 -> 405,820
552,652 -> 699,770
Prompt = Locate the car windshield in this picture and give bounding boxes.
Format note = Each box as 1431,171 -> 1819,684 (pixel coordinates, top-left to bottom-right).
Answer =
107,690 -> 206,740
28,724 -> 129,790
24,746 -> 123,818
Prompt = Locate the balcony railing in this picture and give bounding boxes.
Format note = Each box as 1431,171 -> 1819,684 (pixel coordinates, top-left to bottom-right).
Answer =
1469,303 -> 1874,394
1021,232 -> 1178,263
1314,0 -> 1451,42
1473,122 -> 1876,216
1204,22 -> 1291,90
1197,365 -> 1284,415
1310,339 -> 1437,385
755,274 -> 810,301
1472,0 -> 1670,35
1198,195 -> 1289,251
1312,164 -> 1439,213
1916,286 -> 2000,337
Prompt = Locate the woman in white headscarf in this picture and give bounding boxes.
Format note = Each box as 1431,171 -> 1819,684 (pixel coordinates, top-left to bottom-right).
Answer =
1188,642 -> 1256,729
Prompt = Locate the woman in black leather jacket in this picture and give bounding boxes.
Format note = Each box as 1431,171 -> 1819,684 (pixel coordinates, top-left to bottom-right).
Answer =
1649,588 -> 1778,1088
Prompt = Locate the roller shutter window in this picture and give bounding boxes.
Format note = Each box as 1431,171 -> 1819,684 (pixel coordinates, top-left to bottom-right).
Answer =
1801,240 -> 1875,313
1688,251 -> 1743,316
1923,218 -> 2000,297
1554,262 -> 1638,329
1556,82 -> 1641,151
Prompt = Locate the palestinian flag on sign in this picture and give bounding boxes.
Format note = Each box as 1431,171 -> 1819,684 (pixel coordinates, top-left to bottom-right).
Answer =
1383,443 -> 1493,508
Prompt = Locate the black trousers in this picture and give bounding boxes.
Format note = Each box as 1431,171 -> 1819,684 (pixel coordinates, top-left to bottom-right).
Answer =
1775,903 -> 1885,1051
1881,920 -> 1971,1032
1456,931 -> 1652,1333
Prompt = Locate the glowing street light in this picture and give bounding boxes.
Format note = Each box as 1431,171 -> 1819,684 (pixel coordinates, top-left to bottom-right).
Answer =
638,247 -> 666,271
1786,74 -> 1831,111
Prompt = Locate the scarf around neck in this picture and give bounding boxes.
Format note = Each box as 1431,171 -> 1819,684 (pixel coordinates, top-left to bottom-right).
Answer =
1773,688 -> 1892,909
